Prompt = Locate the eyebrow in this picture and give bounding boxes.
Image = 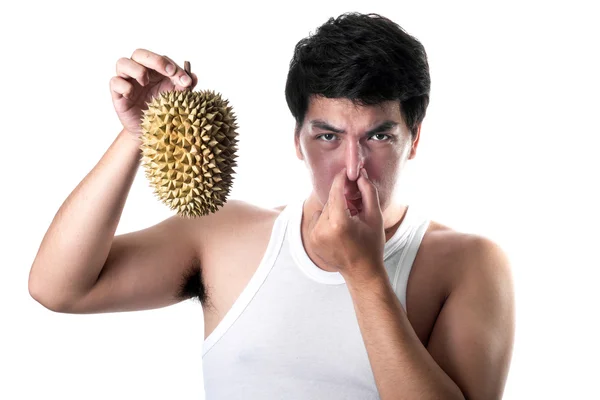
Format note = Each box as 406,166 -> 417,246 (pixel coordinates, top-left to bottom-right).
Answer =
309,119 -> 399,135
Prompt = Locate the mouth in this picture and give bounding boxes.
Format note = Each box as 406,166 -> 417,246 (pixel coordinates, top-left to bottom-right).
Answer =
344,182 -> 363,214
346,196 -> 363,215
345,192 -> 362,201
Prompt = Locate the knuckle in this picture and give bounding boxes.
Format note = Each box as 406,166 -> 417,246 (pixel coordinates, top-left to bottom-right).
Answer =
330,220 -> 345,234
160,55 -> 170,68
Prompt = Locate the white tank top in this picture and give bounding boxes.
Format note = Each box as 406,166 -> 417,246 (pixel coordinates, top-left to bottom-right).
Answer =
202,196 -> 431,399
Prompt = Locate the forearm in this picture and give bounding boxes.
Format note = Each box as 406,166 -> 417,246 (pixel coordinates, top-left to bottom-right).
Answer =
345,267 -> 464,400
29,129 -> 142,308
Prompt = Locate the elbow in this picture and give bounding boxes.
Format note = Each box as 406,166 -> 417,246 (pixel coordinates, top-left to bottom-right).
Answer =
29,286 -> 62,313
28,273 -> 68,313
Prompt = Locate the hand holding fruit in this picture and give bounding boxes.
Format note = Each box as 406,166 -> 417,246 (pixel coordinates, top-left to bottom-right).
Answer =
110,48 -> 198,136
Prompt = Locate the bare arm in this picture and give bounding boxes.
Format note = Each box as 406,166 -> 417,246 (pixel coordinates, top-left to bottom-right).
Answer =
28,129 -> 144,310
426,236 -> 515,399
344,235 -> 514,400
28,49 -> 200,313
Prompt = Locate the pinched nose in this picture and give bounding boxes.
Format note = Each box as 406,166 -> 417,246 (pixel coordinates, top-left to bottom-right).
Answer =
345,165 -> 362,182
345,150 -> 365,181
344,141 -> 365,182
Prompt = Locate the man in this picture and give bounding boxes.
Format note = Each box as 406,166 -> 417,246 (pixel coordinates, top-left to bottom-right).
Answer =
29,12 -> 514,400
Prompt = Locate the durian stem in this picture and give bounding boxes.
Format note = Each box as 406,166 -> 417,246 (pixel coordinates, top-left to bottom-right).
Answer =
184,61 -> 191,76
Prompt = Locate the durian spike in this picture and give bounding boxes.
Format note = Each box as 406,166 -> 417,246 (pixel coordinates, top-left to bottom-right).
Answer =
139,60 -> 239,218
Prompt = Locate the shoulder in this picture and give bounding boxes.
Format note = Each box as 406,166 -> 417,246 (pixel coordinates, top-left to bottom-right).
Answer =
421,222 -> 515,399
273,204 -> 287,212
184,199 -> 285,247
420,219 -> 513,295
184,199 -> 283,227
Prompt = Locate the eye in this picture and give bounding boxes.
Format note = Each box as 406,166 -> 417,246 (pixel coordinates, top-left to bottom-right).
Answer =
316,133 -> 391,142
316,133 -> 337,142
369,133 -> 391,141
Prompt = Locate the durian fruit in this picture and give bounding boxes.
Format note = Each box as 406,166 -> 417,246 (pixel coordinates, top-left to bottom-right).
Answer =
139,61 -> 239,218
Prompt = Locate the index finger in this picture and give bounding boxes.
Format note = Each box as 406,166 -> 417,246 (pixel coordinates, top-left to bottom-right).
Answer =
131,48 -> 189,84
326,168 -> 349,221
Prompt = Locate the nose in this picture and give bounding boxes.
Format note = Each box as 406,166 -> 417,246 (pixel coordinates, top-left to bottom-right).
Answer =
345,140 -> 365,181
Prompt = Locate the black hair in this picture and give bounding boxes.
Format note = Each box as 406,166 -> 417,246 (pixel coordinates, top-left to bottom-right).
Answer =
285,12 -> 431,140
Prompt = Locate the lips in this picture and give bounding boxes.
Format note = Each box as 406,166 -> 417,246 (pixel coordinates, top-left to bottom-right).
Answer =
344,179 -> 362,213
346,196 -> 363,215
345,192 -> 362,201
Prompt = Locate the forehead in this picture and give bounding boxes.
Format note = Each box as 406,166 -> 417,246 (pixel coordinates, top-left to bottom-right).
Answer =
306,95 -> 402,120
301,95 -> 407,136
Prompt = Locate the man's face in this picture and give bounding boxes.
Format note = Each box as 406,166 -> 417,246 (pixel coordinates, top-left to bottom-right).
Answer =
295,95 -> 419,214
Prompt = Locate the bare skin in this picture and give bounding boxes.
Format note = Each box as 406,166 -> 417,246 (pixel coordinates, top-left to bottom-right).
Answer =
201,95 -> 480,345
29,49 -> 513,399
199,204 -> 455,348
199,95 -> 514,398
197,188 -> 512,400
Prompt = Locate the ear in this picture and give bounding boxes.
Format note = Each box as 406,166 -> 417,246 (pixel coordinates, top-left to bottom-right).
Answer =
408,124 -> 422,160
295,132 -> 304,161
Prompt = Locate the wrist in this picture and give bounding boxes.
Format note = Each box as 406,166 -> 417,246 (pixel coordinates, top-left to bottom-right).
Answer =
343,261 -> 389,292
118,128 -> 142,148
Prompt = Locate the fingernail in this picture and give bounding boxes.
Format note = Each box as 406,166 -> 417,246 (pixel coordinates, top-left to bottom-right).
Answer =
180,74 -> 191,85
361,168 -> 368,178
166,63 -> 176,75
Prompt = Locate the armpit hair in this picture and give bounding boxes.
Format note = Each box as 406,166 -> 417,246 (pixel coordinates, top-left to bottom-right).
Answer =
176,257 -> 214,312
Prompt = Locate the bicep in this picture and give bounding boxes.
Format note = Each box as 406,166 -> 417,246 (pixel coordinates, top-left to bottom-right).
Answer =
63,215 -> 200,314
427,238 -> 515,399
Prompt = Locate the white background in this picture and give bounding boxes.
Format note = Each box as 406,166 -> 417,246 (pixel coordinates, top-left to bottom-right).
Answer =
2,0 -> 598,398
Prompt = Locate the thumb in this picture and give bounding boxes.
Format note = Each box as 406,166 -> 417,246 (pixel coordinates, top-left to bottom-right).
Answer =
357,168 -> 381,220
